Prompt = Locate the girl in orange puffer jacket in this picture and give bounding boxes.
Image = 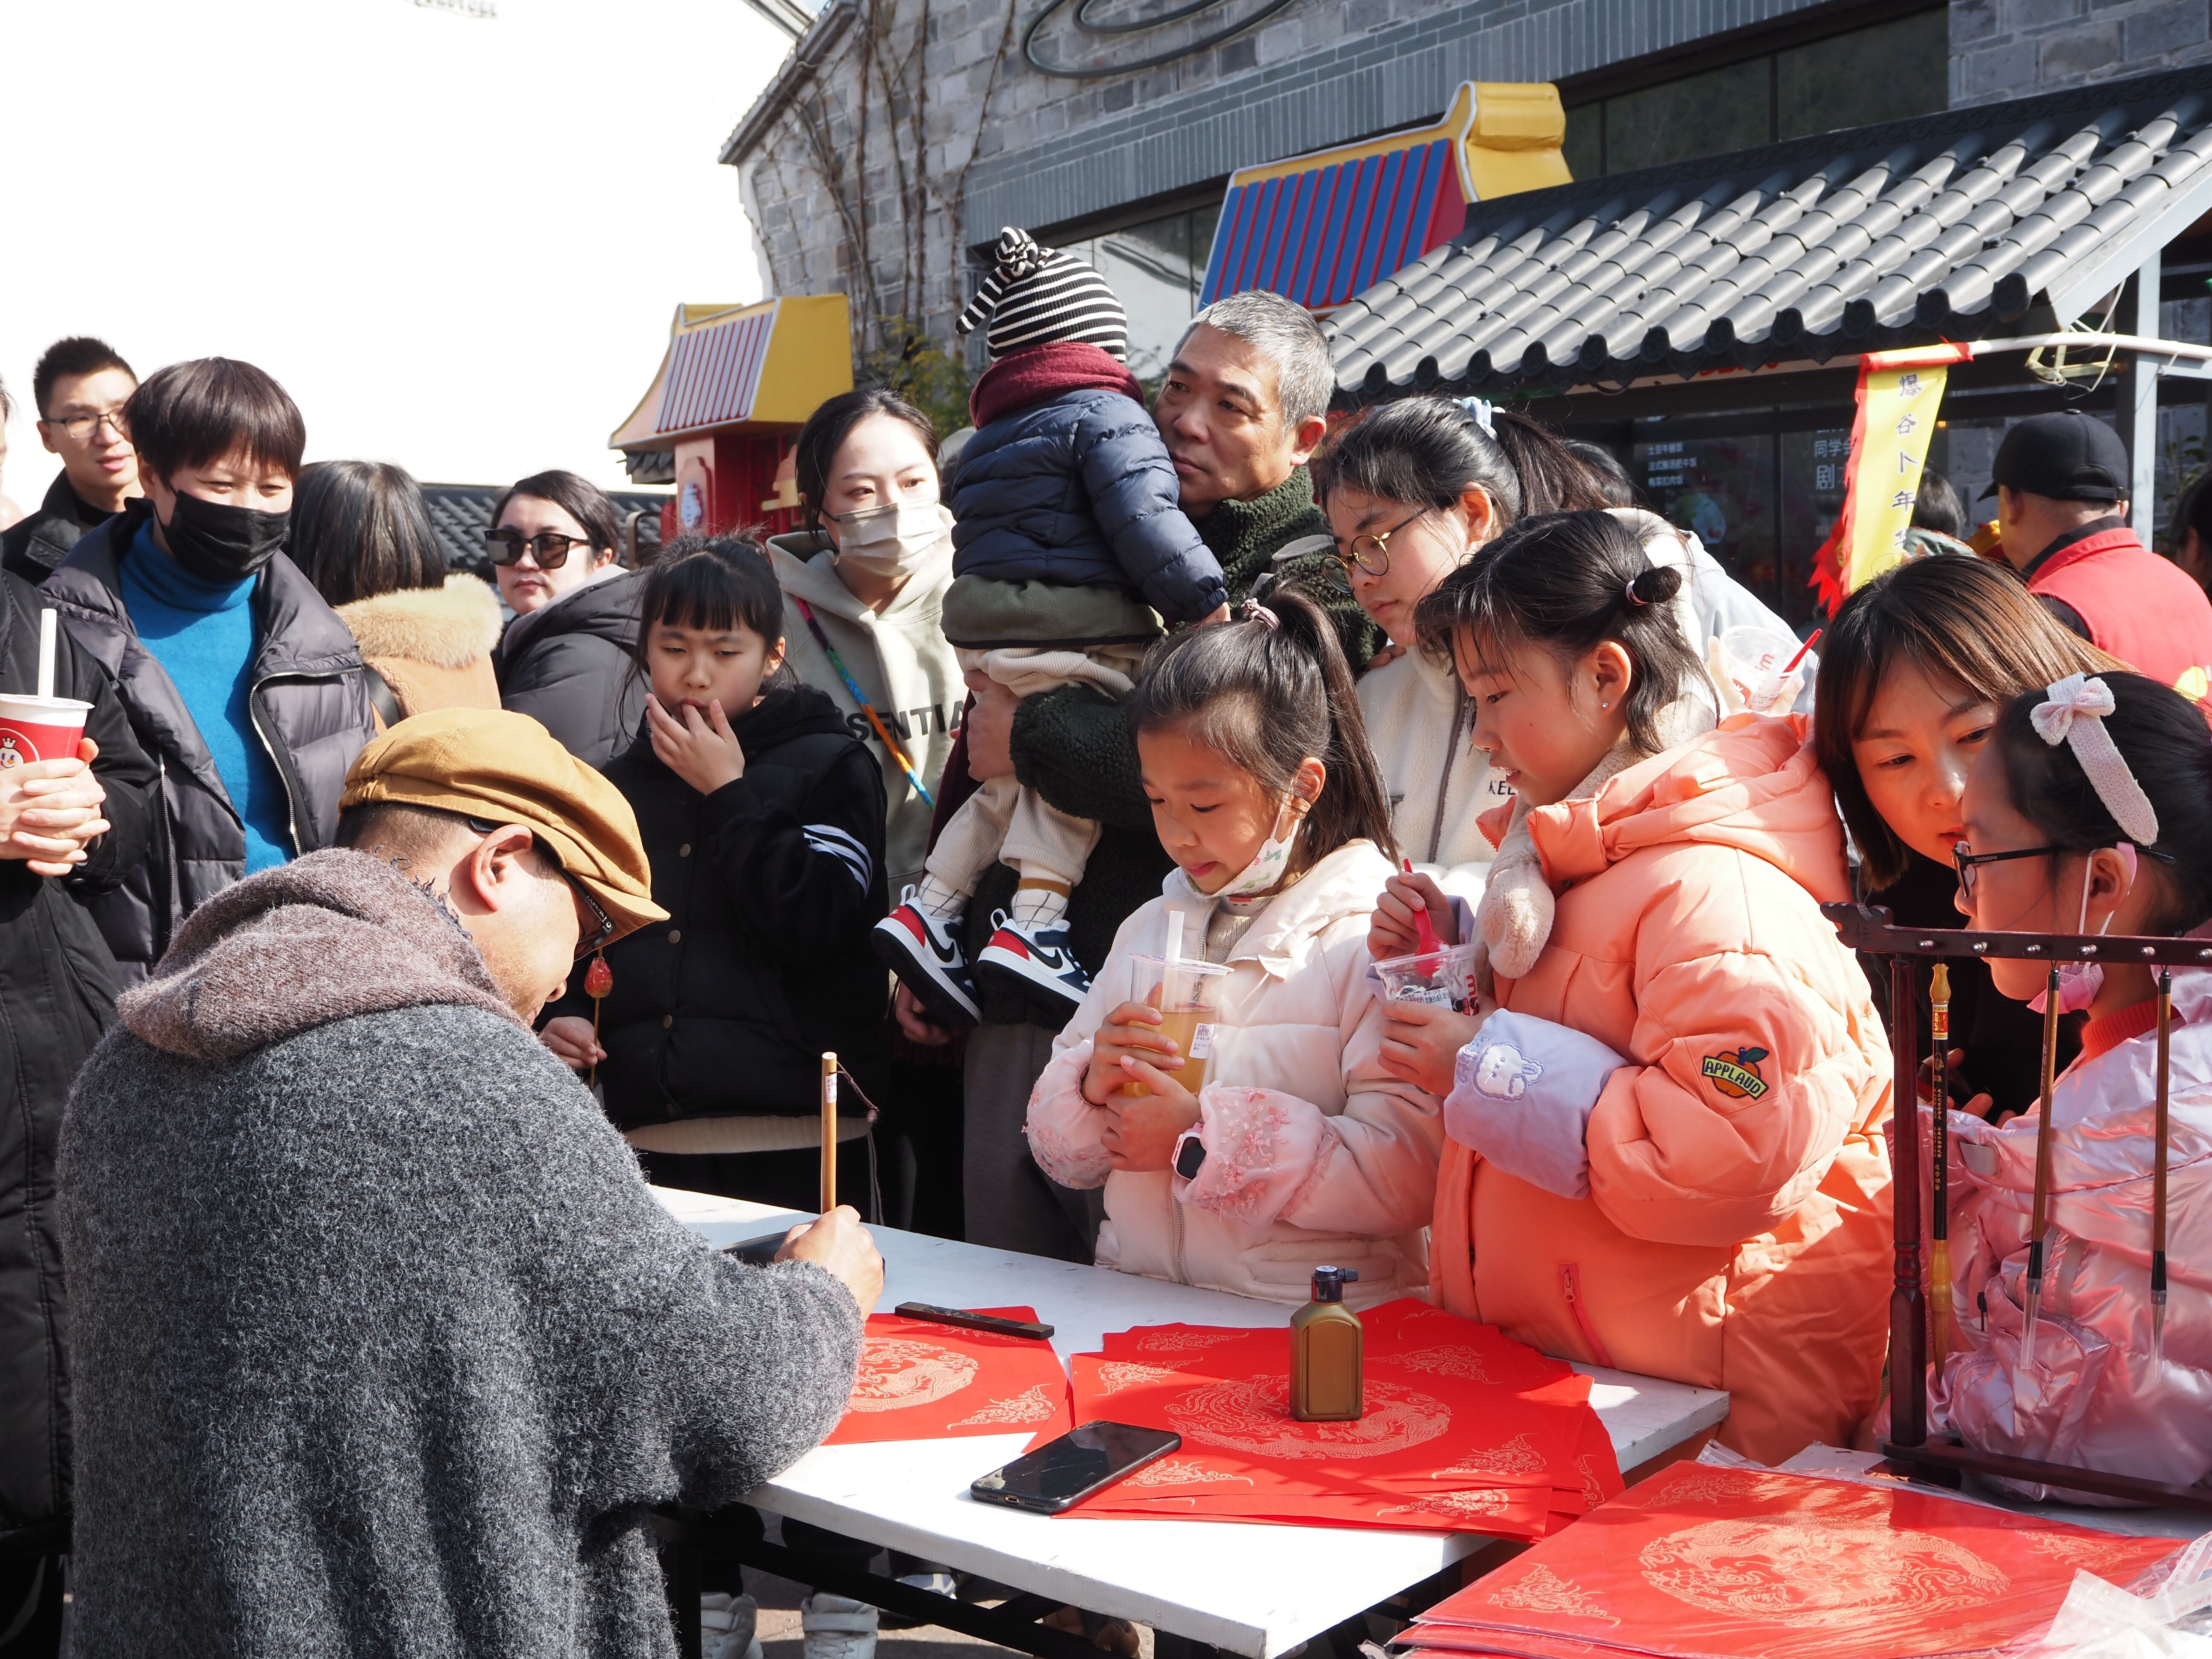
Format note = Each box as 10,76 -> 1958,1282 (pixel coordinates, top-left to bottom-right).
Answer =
1371,510 -> 1895,1465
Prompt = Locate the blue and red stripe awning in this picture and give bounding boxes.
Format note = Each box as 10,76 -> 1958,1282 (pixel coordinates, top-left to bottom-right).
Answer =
1201,135 -> 1466,311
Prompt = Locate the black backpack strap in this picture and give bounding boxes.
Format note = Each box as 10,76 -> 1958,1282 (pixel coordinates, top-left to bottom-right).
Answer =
361,664 -> 402,728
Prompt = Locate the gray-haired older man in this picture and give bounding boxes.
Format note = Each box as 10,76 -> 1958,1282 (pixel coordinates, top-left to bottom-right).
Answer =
920,290 -> 1376,1259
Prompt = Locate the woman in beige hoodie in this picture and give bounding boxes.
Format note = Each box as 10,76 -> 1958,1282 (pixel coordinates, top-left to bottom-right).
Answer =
765,391 -> 963,897
292,462 -> 502,723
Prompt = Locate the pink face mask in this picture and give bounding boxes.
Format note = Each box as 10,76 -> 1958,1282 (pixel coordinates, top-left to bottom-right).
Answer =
2028,846 -> 2135,1015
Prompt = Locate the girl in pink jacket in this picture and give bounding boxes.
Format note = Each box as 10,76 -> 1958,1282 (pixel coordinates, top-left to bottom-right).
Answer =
1024,586 -> 1444,1306
1941,669 -> 2212,1497
1372,510 -> 1894,1464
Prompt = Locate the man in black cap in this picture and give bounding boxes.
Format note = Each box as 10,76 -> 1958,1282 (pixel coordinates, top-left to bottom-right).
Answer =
1984,408 -> 2212,701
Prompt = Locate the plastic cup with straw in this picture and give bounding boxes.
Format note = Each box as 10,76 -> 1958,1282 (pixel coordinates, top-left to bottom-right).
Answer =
1122,910 -> 1226,1097
2023,967 -> 2062,1371
1930,962 -> 1953,1361
0,609 -> 95,769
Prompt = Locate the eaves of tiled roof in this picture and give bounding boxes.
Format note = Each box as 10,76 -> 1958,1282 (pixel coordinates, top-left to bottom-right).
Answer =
1327,65 -> 2212,404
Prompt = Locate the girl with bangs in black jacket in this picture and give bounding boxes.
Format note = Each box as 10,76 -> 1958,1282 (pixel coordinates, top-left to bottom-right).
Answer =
539,535 -> 887,1210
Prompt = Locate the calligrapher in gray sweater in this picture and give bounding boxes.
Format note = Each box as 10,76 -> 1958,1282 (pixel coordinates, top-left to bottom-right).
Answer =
58,851 -> 867,1657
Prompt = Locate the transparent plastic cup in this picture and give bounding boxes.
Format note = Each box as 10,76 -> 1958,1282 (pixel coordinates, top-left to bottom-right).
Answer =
0,693 -> 92,771
1374,942 -> 1478,1013
1120,953 -> 1229,1097
1718,625 -> 1805,716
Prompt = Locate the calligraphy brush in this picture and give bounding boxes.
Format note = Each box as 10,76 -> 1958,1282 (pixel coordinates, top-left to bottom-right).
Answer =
1930,963 -> 1953,1360
2023,966 -> 2061,1371
2154,968 -> 2173,1365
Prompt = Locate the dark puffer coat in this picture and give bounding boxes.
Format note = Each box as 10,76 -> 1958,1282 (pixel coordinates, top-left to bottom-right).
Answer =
950,382 -> 1225,625
0,471 -> 107,585
0,568 -> 157,1561
42,502 -> 378,978
497,570 -> 648,771
548,684 -> 889,1129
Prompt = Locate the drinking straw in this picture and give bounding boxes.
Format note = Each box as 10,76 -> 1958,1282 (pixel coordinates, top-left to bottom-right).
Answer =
1403,857 -> 1440,955
1930,962 -> 1953,1361
1781,628 -> 1822,676
35,609 -> 56,701
2154,969 -> 2173,1365
1164,910 -> 1184,968
2023,967 -> 2061,1370
821,1052 -> 838,1214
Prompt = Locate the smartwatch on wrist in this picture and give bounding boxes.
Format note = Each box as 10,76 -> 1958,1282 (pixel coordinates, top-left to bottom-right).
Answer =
1173,1130 -> 1208,1181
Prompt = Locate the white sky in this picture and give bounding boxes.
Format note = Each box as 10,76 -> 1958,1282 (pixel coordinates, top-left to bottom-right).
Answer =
0,0 -> 788,506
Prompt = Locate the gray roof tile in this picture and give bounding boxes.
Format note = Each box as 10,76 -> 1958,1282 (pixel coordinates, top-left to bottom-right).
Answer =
1327,65 -> 2212,401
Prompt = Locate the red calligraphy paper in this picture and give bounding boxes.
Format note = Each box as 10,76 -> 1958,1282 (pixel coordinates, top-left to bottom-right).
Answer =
1063,1300 -> 1619,1537
1406,1462 -> 2181,1659
824,1307 -> 1073,1446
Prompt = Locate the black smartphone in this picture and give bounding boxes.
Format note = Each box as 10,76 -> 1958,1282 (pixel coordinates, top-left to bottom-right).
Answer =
896,1302 -> 1054,1341
722,1232 -> 789,1267
970,1422 -> 1182,1514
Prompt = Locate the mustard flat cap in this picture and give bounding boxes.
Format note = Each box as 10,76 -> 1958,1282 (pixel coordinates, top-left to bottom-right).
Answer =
341,708 -> 667,940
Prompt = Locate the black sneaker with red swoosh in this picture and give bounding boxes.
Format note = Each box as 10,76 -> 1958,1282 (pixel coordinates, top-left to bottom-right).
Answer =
975,913 -> 1091,1016
871,890 -> 981,1028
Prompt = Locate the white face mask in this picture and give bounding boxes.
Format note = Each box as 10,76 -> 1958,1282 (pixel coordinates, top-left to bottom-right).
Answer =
830,500 -> 952,580
2028,850 -> 2132,1015
1212,796 -> 1306,900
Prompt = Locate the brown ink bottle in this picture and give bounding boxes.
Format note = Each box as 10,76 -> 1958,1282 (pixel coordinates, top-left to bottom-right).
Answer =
1291,1266 -> 1362,1422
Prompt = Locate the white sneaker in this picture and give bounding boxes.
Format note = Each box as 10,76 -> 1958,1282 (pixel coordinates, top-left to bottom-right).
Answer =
801,1592 -> 879,1659
702,1591 -> 764,1659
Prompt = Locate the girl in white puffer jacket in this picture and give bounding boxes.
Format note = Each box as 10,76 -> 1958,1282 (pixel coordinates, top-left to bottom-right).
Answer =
1025,586 -> 1443,1307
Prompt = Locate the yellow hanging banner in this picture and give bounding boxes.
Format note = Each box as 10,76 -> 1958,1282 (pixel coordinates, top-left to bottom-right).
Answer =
1811,343 -> 1970,612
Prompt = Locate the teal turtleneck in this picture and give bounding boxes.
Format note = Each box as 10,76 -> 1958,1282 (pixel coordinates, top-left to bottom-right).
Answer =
119,519 -> 291,871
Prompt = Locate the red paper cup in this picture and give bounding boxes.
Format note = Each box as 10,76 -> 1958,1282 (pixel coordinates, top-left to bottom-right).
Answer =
0,694 -> 93,771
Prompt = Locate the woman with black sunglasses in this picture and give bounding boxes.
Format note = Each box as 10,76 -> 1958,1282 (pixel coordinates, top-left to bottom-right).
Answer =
490,469 -> 645,769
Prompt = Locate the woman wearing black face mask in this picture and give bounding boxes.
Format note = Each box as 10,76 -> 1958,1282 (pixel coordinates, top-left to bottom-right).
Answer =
41,357 -> 379,979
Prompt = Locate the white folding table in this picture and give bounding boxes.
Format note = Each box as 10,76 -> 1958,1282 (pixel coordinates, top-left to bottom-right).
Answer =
654,1188 -> 1728,1659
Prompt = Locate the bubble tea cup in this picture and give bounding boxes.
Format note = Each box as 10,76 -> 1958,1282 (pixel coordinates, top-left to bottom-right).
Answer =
1119,954 -> 1230,1097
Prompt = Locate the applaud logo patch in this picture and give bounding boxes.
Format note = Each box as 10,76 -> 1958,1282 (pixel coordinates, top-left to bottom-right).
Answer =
1701,1046 -> 1770,1100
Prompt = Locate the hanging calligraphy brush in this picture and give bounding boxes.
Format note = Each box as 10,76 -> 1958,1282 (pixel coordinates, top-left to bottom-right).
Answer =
2153,968 -> 2173,1365
2023,966 -> 2061,1371
1930,963 -> 1953,1360
585,953 -> 613,1089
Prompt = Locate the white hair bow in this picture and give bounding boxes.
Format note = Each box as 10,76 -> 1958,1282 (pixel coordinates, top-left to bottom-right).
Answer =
2030,674 -> 2160,847
1455,396 -> 1496,436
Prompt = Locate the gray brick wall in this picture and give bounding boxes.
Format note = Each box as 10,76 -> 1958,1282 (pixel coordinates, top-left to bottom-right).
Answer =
1952,0 -> 2212,103
729,0 -> 2212,361
730,0 -> 1842,355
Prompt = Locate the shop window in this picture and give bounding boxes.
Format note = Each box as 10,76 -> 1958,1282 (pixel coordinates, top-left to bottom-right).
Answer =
1778,9 -> 1948,140
1059,202 -> 1224,381
1632,425 -> 1851,629
1605,59 -> 1772,176
1566,8 -> 1947,179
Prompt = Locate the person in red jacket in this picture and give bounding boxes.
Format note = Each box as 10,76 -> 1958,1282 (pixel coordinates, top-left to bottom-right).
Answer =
1985,410 -> 2212,706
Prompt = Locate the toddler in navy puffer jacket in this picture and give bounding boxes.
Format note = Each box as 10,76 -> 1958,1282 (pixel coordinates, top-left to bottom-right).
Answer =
873,227 -> 1227,1027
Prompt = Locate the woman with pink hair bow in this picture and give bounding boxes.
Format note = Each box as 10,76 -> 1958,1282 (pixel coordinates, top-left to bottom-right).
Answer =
1939,669 -> 2212,1499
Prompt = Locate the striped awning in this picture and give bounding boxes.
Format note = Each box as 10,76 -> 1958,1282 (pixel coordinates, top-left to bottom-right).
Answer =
659,306 -> 776,432
1202,139 -> 1462,311
609,294 -> 853,450
1199,81 -> 1570,313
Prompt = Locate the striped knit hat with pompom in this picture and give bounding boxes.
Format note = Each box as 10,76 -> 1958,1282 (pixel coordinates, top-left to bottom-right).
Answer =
955,227 -> 1129,361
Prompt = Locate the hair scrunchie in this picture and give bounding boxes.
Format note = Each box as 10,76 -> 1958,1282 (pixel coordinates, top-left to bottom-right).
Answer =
1240,597 -> 1280,630
1454,396 -> 1496,436
2030,674 -> 2161,847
